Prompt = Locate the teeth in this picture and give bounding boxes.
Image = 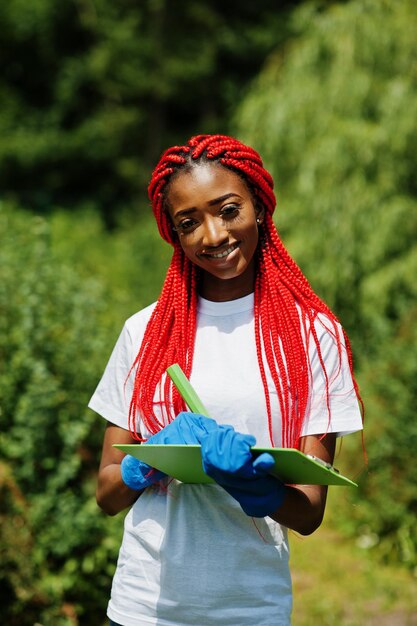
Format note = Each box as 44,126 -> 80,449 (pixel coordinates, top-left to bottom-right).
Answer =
207,244 -> 238,259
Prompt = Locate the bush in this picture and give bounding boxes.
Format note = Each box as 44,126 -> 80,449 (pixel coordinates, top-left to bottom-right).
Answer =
235,0 -> 417,568
0,204 -> 121,624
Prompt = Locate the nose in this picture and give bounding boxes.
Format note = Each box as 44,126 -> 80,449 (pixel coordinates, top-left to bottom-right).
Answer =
201,215 -> 229,248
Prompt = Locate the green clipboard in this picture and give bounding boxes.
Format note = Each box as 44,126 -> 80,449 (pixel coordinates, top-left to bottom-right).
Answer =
114,364 -> 357,487
113,443 -> 356,486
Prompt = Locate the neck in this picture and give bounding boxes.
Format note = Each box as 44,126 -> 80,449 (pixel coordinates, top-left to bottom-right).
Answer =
199,267 -> 255,302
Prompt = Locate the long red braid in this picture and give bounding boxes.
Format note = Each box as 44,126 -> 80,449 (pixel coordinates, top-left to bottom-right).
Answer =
129,134 -> 362,447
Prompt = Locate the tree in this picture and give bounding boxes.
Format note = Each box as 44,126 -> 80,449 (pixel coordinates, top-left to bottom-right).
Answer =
234,0 -> 417,567
0,205 -> 120,624
0,0 -> 300,225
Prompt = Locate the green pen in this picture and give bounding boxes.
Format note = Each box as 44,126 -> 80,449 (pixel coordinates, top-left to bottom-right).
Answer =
166,363 -> 209,417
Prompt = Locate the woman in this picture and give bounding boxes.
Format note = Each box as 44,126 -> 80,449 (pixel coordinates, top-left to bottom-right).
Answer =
89,134 -> 363,626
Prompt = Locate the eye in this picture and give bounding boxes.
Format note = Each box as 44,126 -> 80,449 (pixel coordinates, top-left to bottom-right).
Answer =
220,204 -> 240,219
174,217 -> 198,233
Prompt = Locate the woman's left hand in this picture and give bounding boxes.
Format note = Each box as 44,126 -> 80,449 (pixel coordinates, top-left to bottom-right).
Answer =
145,411 -> 219,445
201,425 -> 286,518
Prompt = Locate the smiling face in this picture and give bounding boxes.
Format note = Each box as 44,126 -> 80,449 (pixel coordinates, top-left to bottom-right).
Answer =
166,163 -> 264,301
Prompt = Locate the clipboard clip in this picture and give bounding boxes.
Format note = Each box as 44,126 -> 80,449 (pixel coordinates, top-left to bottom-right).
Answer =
306,454 -> 340,474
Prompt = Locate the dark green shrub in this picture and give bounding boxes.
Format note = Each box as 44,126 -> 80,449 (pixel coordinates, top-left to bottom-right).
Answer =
0,205 -> 121,624
235,0 -> 417,569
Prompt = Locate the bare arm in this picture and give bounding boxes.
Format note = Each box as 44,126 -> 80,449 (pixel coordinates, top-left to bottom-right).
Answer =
97,422 -> 337,528
269,433 -> 336,535
96,423 -> 143,516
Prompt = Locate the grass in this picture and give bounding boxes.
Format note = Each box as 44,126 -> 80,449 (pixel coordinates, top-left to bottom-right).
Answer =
290,490 -> 417,626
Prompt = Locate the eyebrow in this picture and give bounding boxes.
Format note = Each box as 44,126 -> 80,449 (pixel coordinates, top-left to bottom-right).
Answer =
208,192 -> 239,206
174,193 -> 241,217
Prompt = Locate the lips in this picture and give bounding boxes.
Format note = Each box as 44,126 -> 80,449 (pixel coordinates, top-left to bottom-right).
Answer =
199,242 -> 240,259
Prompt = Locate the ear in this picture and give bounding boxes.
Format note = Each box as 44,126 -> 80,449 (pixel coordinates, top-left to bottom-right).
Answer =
255,204 -> 265,225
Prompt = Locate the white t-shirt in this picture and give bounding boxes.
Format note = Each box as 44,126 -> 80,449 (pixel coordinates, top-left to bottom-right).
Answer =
89,293 -> 362,626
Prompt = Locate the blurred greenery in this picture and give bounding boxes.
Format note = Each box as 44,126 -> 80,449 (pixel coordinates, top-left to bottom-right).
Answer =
0,0 -> 299,226
235,0 -> 417,573
49,207 -> 172,324
0,206 -> 122,624
290,506 -> 417,626
1,0 -> 417,624
290,490 -> 416,626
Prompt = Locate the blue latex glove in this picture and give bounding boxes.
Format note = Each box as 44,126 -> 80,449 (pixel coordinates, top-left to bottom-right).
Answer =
121,454 -> 166,491
121,412 -> 218,490
201,425 -> 286,518
145,411 -> 219,445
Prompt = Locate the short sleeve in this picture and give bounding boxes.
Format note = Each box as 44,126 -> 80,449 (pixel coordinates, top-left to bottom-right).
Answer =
88,323 -> 135,429
301,316 -> 363,438
88,302 -> 157,429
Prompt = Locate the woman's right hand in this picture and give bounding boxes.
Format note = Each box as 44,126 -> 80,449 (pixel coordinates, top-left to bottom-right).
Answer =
97,413 -> 219,515
120,412 -> 218,491
96,423 -> 143,515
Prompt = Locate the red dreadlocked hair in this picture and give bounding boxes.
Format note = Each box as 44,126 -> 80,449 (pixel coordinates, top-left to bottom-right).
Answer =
129,134 -> 362,447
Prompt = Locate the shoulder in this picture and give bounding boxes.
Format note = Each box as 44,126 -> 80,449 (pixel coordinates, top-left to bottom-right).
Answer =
312,312 -> 345,345
110,301 -> 157,354
300,310 -> 351,378
124,301 -> 157,336
297,305 -> 345,347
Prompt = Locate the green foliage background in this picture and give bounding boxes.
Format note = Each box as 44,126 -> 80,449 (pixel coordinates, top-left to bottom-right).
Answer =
235,0 -> 417,569
0,0 -> 297,225
1,0 -> 416,623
